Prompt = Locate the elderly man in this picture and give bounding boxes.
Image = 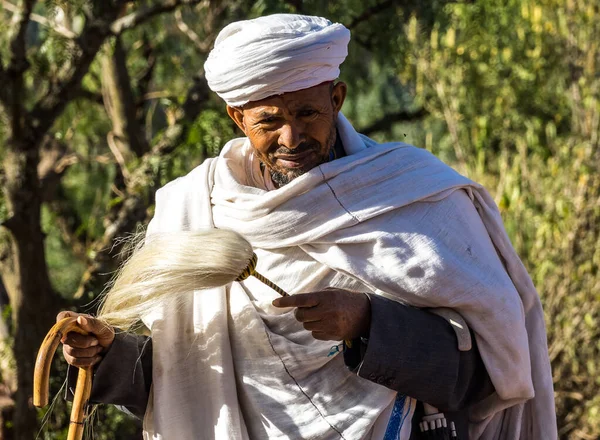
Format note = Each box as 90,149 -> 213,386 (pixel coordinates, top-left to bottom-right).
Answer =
59,14 -> 556,440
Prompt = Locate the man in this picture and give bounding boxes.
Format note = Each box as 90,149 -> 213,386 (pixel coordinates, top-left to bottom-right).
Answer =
59,14 -> 556,440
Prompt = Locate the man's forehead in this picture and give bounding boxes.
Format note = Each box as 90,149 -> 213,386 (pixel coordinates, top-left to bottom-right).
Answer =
246,103 -> 315,116
243,83 -> 332,114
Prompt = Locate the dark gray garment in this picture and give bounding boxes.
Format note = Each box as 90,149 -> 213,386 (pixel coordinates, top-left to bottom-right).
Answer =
66,331 -> 152,419
67,295 -> 493,439
346,294 -> 494,439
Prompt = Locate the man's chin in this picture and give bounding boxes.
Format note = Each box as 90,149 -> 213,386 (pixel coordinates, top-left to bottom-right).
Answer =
269,156 -> 329,187
270,167 -> 310,187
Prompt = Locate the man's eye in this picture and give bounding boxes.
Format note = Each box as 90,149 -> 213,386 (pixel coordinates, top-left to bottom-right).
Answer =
299,110 -> 316,117
260,117 -> 277,124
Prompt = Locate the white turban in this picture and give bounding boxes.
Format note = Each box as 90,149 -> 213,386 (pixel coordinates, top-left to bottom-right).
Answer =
204,14 -> 350,107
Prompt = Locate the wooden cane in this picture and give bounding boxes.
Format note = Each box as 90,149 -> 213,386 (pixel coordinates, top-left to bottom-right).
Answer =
32,251 -> 346,440
33,317 -> 93,440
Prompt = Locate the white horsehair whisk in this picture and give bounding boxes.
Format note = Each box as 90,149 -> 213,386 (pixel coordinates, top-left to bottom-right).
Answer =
97,228 -> 289,331
34,228 -> 290,440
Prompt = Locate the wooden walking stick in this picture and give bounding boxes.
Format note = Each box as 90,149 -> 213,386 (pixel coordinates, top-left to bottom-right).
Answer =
31,230 -> 350,439
33,316 -> 93,440
31,252 -> 286,440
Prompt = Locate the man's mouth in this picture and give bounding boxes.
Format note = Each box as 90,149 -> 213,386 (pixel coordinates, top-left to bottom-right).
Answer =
275,151 -> 313,169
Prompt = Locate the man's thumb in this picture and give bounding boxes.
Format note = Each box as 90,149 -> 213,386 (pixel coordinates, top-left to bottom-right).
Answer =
76,315 -> 113,339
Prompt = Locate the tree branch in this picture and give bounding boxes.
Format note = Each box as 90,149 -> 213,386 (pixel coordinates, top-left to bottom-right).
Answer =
0,60 -> 7,110
75,75 -> 210,299
134,33 -> 157,115
282,0 -> 304,14
360,108 -> 427,136
74,88 -> 104,106
27,0 -> 208,144
38,136 -> 69,201
352,35 -> 376,52
152,75 -> 210,154
35,135 -> 89,259
347,0 -> 396,30
5,0 -> 35,141
28,7 -> 121,148
110,0 -> 205,36
102,36 -> 150,159
48,196 -> 90,262
1,0 -> 77,39
174,8 -> 211,52
7,0 -> 35,73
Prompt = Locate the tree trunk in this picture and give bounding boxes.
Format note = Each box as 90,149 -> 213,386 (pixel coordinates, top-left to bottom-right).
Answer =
0,404 -> 15,440
102,37 -> 149,162
0,304 -> 16,439
1,145 -> 62,440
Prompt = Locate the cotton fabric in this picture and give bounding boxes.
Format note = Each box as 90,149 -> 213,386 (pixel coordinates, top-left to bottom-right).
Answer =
204,14 -> 350,107
141,113 -> 556,439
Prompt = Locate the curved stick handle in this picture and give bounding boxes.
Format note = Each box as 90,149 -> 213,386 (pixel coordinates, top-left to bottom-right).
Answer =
34,317 -> 93,440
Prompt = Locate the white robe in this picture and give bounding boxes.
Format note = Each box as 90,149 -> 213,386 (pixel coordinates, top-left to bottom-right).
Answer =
141,113 -> 556,440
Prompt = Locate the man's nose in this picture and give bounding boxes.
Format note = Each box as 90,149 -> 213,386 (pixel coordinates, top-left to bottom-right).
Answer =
278,122 -> 303,149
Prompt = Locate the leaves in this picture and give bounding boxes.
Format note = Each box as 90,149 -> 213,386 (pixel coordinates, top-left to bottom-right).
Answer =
394,1 -> 600,437
1,0 -> 599,438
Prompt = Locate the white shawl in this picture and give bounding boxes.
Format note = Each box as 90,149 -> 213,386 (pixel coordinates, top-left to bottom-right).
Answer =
141,114 -> 556,440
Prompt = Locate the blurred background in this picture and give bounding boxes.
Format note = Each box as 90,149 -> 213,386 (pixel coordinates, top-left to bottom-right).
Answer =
0,0 -> 598,438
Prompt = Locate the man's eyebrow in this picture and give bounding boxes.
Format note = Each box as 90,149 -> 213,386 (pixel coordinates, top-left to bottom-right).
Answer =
255,110 -> 282,119
295,103 -> 324,112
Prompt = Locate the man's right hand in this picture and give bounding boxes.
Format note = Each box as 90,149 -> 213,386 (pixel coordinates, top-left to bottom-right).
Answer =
57,311 -> 115,368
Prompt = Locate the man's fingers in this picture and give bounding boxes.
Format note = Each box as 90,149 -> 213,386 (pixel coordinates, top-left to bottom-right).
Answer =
294,307 -> 321,323
62,332 -> 99,348
303,321 -> 340,338
272,293 -> 320,309
311,331 -> 338,341
63,352 -> 103,368
76,316 -> 112,338
64,345 -> 103,358
303,321 -> 325,332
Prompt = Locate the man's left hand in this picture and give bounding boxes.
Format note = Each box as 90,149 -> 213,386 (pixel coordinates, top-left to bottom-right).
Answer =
272,289 -> 371,341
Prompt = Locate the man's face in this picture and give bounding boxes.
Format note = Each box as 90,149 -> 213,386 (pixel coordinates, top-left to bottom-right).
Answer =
227,82 -> 347,187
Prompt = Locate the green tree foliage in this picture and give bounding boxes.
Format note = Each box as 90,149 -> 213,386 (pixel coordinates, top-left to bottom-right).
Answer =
0,0 -> 598,438
389,1 -> 600,438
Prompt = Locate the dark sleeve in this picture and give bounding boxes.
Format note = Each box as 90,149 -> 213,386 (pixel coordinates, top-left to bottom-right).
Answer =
66,332 -> 153,419
344,294 -> 493,412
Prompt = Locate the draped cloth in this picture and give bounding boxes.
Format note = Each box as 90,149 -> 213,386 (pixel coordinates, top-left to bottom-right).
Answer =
141,113 -> 556,439
204,14 -> 350,107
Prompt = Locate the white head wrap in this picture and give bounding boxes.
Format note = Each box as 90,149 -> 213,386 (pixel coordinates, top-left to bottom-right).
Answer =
204,14 -> 350,107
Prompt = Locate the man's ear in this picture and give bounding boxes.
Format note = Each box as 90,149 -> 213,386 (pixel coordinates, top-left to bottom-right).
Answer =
331,81 -> 347,114
227,105 -> 247,135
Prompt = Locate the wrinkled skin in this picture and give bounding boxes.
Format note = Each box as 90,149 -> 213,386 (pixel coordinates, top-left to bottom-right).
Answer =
272,290 -> 371,341
59,82 -> 369,369
56,311 -> 115,367
227,81 -> 346,187
229,82 -> 371,341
